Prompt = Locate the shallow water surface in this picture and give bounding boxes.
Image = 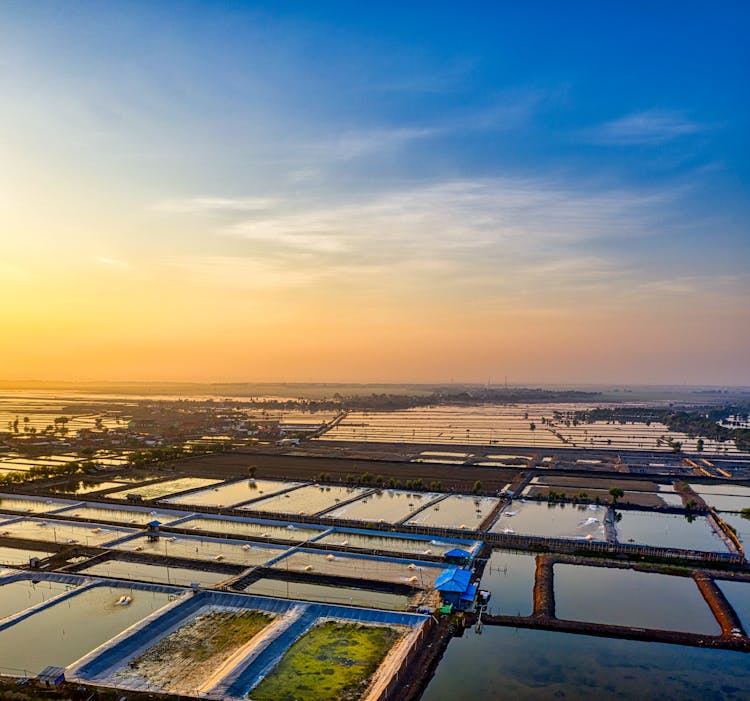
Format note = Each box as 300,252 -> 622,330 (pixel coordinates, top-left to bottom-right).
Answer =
165,479 -> 300,507
0,579 -> 75,620
490,501 -> 606,540
78,560 -> 231,587
615,511 -> 727,552
479,550 -> 536,616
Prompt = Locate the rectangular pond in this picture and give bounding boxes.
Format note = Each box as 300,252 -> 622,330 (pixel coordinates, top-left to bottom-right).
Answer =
0,546 -> 54,566
315,530 -> 474,557
0,578 -> 77,620
111,534 -> 289,567
243,578 -> 410,610
0,518 -> 135,546
688,484 -> 750,513
420,624 -> 750,701
479,550 -> 537,616
105,478 -> 222,501
164,478 -> 301,508
270,549 -> 445,588
176,515 -> 324,542
0,584 -> 175,676
614,511 -> 729,552
0,495 -> 74,514
244,484 -> 369,517
490,501 -> 607,541
325,490 -> 440,524
54,504 -> 185,526
50,481 -> 126,495
716,580 -> 750,631
554,564 -> 720,634
77,560 -> 233,588
407,495 -> 499,529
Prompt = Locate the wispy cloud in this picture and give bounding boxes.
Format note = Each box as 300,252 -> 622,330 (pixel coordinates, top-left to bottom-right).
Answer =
586,110 -> 704,145
153,197 -> 280,214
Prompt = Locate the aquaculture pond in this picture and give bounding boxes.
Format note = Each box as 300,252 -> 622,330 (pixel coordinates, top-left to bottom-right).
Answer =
0,579 -> 76,620
271,550 -> 445,588
54,504 -> 184,526
720,512 -> 750,544
245,485 -> 369,516
247,620 -> 405,701
0,518 -> 134,546
408,495 -> 499,529
51,481 -> 126,495
688,484 -> 750,513
105,478 -> 221,501
614,510 -> 728,552
0,546 -> 54,566
108,606 -> 275,696
0,496 -> 73,514
479,550 -> 537,616
78,560 -> 232,587
164,479 -> 300,508
243,578 -> 410,610
420,625 -> 750,701
716,580 -> 750,630
316,530 -> 470,557
554,565 -> 720,634
0,584 -> 174,676
490,501 -> 607,540
112,534 -> 288,566
177,516 -> 324,542
326,489 -> 439,524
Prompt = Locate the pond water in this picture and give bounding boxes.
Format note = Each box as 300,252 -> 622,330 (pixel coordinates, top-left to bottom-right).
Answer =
54,504 -> 184,526
554,565 -> 720,634
687,485 -> 750,512
614,511 -> 728,552
78,560 -> 231,588
243,578 -> 410,610
0,518 -> 134,546
0,579 -> 76,620
112,534 -> 288,567
0,496 -> 73,514
245,485 -> 369,516
270,550 -> 445,588
408,495 -> 499,529
716,580 -> 750,630
326,490 -> 440,523
688,483 -> 750,497
421,625 -> 750,701
316,531 -> 467,557
164,479 -> 300,507
105,478 -> 221,501
490,501 -> 607,541
480,550 -> 536,616
0,584 -> 174,676
51,481 -> 125,495
176,516 -> 324,542
0,546 -> 54,566
720,512 -> 750,544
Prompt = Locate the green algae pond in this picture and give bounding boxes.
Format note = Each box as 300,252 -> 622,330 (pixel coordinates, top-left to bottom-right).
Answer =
247,620 -> 404,701
421,625 -> 750,701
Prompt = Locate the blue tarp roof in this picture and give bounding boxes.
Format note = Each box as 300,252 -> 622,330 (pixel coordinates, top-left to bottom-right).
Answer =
444,548 -> 472,558
434,567 -> 472,593
460,583 -> 478,602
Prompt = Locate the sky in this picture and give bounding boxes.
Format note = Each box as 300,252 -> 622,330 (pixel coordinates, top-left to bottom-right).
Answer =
1,1 -> 748,385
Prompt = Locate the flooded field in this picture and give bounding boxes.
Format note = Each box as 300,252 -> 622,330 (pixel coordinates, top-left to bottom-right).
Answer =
490,501 -> 607,540
407,495 -> 499,529
326,489 -> 440,523
0,518 -> 134,546
688,483 -> 750,513
164,478 -> 301,508
112,534 -> 287,566
716,580 -> 750,630
109,606 -> 275,696
270,550 -> 445,588
243,578 -> 410,610
0,495 -> 74,514
421,624 -> 750,701
555,565 -> 720,633
614,511 -> 728,552
0,584 -> 174,676
77,560 -> 232,587
480,550 -> 536,616
247,620 -> 405,701
0,578 -> 76,620
245,484 -> 369,516
177,516 -> 324,542
105,478 -> 221,501
54,504 -> 184,526
316,530 -> 470,557
0,546 -> 54,566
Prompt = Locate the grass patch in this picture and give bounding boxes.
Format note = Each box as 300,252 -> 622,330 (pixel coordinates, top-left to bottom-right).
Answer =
248,620 -> 405,701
